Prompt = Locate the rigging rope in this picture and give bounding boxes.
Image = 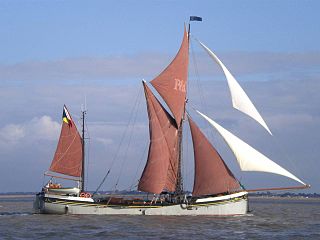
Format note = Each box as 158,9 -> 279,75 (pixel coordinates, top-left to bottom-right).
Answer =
112,86 -> 143,191
190,38 -> 207,113
93,84 -> 143,195
189,37 -> 215,142
127,141 -> 148,191
263,129 -> 305,186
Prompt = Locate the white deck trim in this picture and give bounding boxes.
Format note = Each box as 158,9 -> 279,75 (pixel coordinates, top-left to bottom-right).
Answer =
45,194 -> 94,203
195,191 -> 247,203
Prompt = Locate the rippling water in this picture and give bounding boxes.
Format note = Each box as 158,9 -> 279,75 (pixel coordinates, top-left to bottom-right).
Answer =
0,196 -> 319,239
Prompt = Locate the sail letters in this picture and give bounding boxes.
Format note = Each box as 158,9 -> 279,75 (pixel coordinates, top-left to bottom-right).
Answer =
174,78 -> 186,92
150,26 -> 189,127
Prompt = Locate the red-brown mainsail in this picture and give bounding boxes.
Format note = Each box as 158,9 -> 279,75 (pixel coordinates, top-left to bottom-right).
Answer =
49,105 -> 83,177
188,116 -> 240,196
138,82 -> 179,194
150,26 -> 189,127
140,26 -> 241,196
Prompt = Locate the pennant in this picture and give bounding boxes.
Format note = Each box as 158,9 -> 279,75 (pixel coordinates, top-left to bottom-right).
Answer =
62,105 -> 72,127
190,16 -> 202,21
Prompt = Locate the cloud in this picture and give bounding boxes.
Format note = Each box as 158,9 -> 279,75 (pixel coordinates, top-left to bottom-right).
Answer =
29,116 -> 60,140
206,51 -> 320,76
0,124 -> 25,144
0,115 -> 60,150
0,50 -> 319,85
269,113 -> 317,129
0,53 -> 172,83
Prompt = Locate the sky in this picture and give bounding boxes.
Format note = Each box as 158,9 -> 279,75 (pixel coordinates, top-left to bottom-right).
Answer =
0,0 -> 319,193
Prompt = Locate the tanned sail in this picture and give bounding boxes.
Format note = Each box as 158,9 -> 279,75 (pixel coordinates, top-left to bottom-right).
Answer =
49,105 -> 83,177
188,116 -> 240,196
139,26 -> 189,194
138,82 -> 179,194
150,26 -> 189,127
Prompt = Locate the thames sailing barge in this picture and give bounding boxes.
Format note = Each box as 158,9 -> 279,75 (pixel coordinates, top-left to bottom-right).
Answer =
34,18 -> 309,215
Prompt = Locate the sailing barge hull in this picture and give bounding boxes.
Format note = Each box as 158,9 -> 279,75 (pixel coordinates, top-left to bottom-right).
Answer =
34,192 -> 248,216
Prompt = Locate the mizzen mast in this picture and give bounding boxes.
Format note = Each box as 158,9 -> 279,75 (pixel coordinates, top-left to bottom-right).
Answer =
81,108 -> 86,192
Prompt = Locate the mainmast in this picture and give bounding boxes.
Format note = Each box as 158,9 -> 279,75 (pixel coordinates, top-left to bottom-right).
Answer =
143,21 -> 194,196
175,17 -> 202,196
175,26 -> 189,196
175,121 -> 184,195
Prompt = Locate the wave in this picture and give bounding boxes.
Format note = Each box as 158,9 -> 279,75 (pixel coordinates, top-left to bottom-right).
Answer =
0,212 -> 32,216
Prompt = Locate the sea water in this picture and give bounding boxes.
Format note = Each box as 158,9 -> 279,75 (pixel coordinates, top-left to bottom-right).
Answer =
0,196 -> 319,239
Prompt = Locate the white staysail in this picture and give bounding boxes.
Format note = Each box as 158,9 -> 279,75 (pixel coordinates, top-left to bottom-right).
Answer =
196,110 -> 305,185
197,40 -> 272,135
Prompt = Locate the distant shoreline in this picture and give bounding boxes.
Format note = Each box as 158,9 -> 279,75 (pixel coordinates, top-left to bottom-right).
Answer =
249,196 -> 320,201
0,194 -> 34,198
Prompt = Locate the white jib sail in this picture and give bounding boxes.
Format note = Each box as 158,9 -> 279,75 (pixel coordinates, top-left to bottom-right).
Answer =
196,110 -> 305,185
197,40 -> 272,135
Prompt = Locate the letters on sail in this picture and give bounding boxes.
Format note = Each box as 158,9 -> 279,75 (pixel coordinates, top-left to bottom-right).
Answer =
150,27 -> 189,127
197,40 -> 272,135
196,110 -> 306,186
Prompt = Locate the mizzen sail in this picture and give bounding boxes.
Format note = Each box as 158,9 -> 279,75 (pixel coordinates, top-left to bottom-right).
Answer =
197,110 -> 305,185
49,105 -> 83,177
150,26 -> 189,127
138,82 -> 179,194
188,116 -> 240,196
197,40 -> 272,135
